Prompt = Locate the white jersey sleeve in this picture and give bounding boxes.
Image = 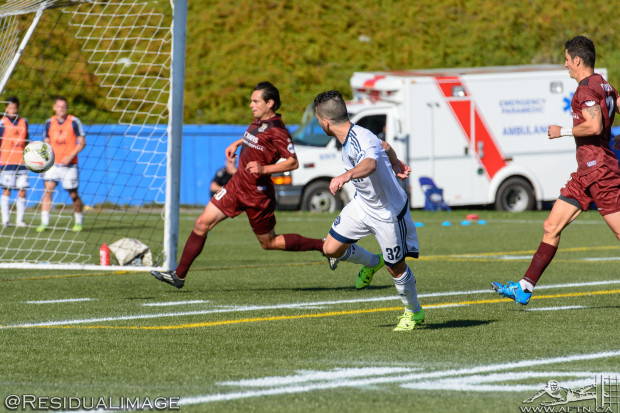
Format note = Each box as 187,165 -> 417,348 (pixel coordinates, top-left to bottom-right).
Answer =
341,124 -> 408,221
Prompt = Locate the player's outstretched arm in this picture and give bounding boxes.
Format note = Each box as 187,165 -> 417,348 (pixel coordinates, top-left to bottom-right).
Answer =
225,138 -> 244,160
245,156 -> 298,176
381,140 -> 411,180
329,158 -> 376,195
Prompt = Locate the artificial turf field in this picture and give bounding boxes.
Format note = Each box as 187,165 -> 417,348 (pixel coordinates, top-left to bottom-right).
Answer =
1,209 -> 619,412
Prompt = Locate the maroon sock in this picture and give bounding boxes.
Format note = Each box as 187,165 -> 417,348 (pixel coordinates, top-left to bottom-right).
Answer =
175,231 -> 207,278
523,242 -> 558,286
282,234 -> 324,252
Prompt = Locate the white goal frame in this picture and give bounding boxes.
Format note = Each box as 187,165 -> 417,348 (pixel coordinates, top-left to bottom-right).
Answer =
0,0 -> 187,271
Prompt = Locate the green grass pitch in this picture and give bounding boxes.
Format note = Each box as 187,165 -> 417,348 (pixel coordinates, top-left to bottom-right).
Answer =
1,210 -> 619,412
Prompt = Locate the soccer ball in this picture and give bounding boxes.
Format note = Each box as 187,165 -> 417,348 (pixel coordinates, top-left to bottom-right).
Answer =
23,141 -> 55,173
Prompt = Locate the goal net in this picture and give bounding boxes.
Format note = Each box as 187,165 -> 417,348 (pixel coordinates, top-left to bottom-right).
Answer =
0,0 -> 183,270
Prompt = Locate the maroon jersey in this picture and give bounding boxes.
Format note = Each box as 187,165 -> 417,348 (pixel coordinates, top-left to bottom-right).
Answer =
233,115 -> 296,197
571,73 -> 620,175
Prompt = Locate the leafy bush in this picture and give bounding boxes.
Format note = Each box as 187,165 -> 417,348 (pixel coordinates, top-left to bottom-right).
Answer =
3,0 -> 619,125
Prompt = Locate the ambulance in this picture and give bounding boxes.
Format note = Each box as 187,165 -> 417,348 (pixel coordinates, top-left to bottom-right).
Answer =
275,65 -> 606,212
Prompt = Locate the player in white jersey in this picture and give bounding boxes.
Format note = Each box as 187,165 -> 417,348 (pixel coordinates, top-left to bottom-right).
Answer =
314,90 -> 424,331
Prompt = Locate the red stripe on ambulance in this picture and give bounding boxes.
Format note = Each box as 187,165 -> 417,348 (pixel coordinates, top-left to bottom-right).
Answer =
434,76 -> 506,178
363,75 -> 386,88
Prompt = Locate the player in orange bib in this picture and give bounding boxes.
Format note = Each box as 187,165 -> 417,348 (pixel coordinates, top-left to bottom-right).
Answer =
0,97 -> 29,228
37,97 -> 86,232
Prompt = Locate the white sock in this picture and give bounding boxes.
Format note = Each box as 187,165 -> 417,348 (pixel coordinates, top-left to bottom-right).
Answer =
519,279 -> 534,293
1,195 -> 9,224
16,196 -> 25,224
393,266 -> 421,313
75,212 -> 83,225
41,211 -> 50,226
337,244 -> 377,267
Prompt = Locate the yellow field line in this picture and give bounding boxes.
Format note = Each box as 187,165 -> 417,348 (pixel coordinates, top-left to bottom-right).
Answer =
418,245 -> 620,261
33,288 -> 620,331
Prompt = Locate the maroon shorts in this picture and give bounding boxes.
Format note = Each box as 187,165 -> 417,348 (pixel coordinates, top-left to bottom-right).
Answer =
210,178 -> 276,235
560,165 -> 620,216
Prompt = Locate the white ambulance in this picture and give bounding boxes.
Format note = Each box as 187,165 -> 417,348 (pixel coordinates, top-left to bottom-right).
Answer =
276,65 -> 604,212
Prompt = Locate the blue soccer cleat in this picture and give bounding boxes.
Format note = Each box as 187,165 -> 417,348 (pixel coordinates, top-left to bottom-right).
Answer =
491,281 -> 531,305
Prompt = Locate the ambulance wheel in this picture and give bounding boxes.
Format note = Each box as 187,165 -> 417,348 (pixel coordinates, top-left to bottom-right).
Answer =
302,181 -> 343,213
495,177 -> 535,212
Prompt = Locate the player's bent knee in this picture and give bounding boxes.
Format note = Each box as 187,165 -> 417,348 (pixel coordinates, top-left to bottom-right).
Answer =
322,238 -> 347,257
322,245 -> 343,258
542,219 -> 561,237
194,215 -> 216,235
322,245 -> 335,256
387,260 -> 407,278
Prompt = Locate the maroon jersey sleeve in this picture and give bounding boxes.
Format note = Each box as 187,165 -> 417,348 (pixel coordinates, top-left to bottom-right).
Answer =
269,125 -> 297,161
571,73 -> 620,175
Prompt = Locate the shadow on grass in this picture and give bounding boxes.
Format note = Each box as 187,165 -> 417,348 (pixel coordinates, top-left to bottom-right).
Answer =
293,285 -> 394,292
379,319 -> 495,329
215,285 -> 396,293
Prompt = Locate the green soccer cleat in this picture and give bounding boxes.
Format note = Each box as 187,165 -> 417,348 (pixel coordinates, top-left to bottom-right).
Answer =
355,254 -> 384,289
393,307 -> 425,331
36,224 -> 48,233
72,223 -> 83,232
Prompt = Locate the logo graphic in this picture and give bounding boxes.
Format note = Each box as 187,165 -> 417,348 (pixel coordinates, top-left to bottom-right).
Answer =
523,380 -> 597,406
334,216 -> 341,226
521,376 -> 620,412
563,93 -> 574,113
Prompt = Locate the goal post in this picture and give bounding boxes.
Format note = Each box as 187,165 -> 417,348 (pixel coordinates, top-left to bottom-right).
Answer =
0,0 -> 186,271
164,0 -> 187,271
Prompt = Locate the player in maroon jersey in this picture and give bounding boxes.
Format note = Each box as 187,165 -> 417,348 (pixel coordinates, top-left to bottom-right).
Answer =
151,81 -> 328,288
492,36 -> 620,304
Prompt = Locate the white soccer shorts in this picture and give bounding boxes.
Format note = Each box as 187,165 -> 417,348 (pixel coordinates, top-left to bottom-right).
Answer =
43,164 -> 79,190
329,197 -> 419,267
1,168 -> 29,190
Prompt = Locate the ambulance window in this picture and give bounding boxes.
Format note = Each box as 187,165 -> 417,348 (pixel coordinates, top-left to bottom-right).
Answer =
356,115 -> 387,139
291,116 -> 332,147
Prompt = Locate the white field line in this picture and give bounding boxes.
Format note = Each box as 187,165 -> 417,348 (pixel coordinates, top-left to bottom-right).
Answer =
3,279 -> 620,329
178,350 -> 620,405
142,300 -> 210,307
219,367 -> 419,387
526,305 -> 587,312
282,218 -> 607,225
58,352 -> 620,412
25,298 -> 95,304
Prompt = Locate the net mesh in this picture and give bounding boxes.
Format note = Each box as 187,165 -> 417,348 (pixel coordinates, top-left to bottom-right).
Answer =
0,0 -> 173,268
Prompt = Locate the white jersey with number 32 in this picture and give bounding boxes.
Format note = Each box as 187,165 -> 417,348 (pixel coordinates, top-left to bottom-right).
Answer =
341,124 -> 407,221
